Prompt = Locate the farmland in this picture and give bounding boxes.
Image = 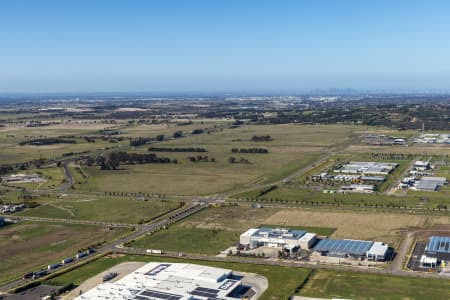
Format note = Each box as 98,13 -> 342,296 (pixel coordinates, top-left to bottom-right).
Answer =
72,124 -> 358,195
16,197 -> 180,224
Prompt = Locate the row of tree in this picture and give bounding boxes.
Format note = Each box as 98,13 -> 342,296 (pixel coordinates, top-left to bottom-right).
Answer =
229,157 -> 251,164
188,156 -> 215,162
93,151 -> 176,170
231,148 -> 268,154
148,147 -> 207,152
251,135 -> 273,142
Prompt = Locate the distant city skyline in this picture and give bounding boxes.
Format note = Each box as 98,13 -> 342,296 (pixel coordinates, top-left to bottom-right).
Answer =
1,0 -> 450,93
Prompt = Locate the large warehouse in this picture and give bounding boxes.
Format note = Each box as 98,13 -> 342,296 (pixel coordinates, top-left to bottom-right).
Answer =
413,177 -> 448,192
240,227 -> 317,250
75,262 -> 258,300
334,161 -> 398,176
313,239 -> 390,261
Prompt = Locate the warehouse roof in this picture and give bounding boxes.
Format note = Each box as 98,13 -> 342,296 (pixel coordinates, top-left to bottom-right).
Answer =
415,177 -> 447,191
75,262 -> 244,300
426,236 -> 450,254
313,239 -> 374,256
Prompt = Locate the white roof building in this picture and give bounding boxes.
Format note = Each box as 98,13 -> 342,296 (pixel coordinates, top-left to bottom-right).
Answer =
75,262 -> 254,300
366,242 -> 389,261
334,161 -> 398,176
240,227 -> 316,249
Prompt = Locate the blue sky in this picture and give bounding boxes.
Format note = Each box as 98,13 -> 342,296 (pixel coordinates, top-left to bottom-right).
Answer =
1,0 -> 450,93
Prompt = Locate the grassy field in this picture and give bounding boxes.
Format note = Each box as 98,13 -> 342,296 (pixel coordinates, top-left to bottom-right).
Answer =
0,222 -> 128,284
131,226 -> 240,254
298,269 -> 450,300
72,124 -> 359,195
46,254 -> 311,300
17,197 -> 180,224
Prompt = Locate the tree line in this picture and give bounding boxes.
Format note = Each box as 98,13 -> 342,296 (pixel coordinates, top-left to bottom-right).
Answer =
86,151 -> 176,170
231,148 -> 268,154
251,135 -> 273,142
19,137 -> 77,146
148,147 -> 207,152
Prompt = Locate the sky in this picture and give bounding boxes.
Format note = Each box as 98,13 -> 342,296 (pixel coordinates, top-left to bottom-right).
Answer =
1,0 -> 450,93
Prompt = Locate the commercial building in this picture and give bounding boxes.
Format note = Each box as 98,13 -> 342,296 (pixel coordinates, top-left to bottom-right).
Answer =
413,161 -> 431,171
0,173 -> 44,183
339,184 -> 375,193
413,177 -> 447,192
75,262 -> 258,300
333,161 -> 398,176
240,227 -> 317,250
313,239 -> 390,261
414,133 -> 450,144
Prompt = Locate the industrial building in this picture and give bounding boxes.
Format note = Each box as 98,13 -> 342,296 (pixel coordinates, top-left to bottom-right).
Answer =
333,161 -> 398,176
240,227 -> 317,250
413,161 -> 431,171
313,239 -> 390,261
414,133 -> 450,144
339,184 -> 375,193
74,262 -> 258,300
0,173 -> 45,183
312,173 -> 385,183
413,176 -> 447,192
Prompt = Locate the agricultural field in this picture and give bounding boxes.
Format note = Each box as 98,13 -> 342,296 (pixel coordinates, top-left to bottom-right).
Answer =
17,197 -> 181,224
46,254 -> 311,300
72,124 -> 360,195
0,222 -> 128,284
298,270 -> 450,300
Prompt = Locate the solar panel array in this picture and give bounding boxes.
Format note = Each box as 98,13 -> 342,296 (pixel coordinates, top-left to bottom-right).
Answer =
314,239 -> 374,256
427,236 -> 450,254
190,287 -> 219,299
137,289 -> 182,300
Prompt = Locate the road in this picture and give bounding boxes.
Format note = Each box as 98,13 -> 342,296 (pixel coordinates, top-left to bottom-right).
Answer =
61,163 -> 75,193
116,244 -> 450,280
386,159 -> 417,195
